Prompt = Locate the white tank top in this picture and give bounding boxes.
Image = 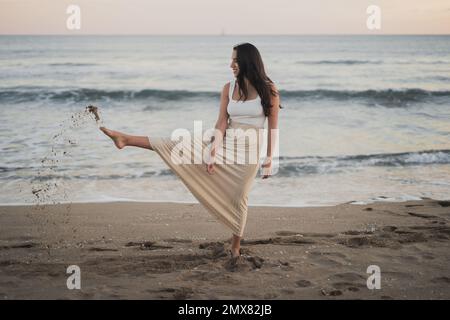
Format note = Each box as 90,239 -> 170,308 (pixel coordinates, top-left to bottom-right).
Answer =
227,79 -> 266,128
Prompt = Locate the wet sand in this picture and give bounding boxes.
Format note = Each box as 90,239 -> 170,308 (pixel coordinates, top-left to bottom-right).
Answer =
0,198 -> 449,299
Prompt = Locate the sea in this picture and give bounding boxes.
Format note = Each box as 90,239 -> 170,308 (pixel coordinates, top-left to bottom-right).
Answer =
0,35 -> 449,206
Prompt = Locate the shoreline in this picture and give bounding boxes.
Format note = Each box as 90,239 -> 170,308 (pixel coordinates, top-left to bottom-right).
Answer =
0,195 -> 444,207
0,198 -> 449,299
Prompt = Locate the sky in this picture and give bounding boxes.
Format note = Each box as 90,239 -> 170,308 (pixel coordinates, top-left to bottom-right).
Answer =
0,0 -> 449,35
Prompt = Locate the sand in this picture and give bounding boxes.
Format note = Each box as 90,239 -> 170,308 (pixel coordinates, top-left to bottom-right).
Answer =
86,105 -> 100,122
0,198 -> 449,300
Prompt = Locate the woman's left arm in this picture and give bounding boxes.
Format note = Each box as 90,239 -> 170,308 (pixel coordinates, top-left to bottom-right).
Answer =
262,84 -> 280,179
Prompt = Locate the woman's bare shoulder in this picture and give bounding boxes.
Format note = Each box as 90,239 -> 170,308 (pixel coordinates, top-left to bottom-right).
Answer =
221,82 -> 231,99
224,81 -> 233,92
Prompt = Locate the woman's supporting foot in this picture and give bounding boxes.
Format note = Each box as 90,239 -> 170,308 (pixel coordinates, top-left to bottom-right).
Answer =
231,248 -> 241,258
231,234 -> 241,258
100,127 -> 127,149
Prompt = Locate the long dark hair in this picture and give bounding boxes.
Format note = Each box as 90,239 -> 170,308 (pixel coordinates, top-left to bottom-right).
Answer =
232,43 -> 282,117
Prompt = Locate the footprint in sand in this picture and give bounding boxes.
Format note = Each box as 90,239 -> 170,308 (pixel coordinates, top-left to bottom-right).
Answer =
275,230 -> 301,236
421,253 -> 435,260
198,241 -> 229,259
332,281 -> 366,292
0,242 -> 38,250
338,236 -> 384,248
88,247 -> 119,252
242,236 -> 316,246
164,238 -> 193,243
125,241 -> 173,250
198,241 -> 266,267
223,255 -> 265,272
437,201 -> 450,207
430,276 -> 450,284
276,260 -> 294,271
320,288 -> 343,297
407,212 -> 440,219
342,230 -> 374,236
382,226 -> 398,232
332,272 -> 366,282
296,279 -> 312,288
310,255 -> 343,268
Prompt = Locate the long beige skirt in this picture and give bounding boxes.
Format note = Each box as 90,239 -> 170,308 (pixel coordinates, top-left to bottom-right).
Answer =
149,119 -> 264,237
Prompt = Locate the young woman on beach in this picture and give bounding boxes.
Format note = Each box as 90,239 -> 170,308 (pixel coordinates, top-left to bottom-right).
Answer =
99,43 -> 281,259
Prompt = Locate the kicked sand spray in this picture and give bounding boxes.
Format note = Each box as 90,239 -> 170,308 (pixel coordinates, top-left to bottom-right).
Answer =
28,105 -> 103,255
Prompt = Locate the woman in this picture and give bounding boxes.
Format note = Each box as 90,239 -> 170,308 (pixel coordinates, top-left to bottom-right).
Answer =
100,42 -> 281,259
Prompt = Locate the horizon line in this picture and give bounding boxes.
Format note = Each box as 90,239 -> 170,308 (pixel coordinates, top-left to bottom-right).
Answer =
1,33 -> 449,36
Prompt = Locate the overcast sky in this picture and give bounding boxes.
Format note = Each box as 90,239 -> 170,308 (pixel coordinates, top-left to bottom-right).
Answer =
1,0 -> 449,35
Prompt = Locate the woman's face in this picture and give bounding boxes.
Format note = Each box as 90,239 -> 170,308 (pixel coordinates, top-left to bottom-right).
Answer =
230,49 -> 239,77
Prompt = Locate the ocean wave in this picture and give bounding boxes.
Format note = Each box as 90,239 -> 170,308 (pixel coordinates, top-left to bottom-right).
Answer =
48,63 -> 97,67
0,88 -> 218,104
280,88 -> 450,104
277,149 -> 450,176
1,149 -> 449,180
296,59 -> 382,65
296,59 -> 450,65
429,76 -> 450,82
1,87 -> 450,107
0,168 -> 174,181
395,60 -> 450,65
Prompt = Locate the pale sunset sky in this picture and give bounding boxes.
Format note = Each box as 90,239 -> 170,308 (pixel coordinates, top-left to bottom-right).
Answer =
0,0 -> 449,35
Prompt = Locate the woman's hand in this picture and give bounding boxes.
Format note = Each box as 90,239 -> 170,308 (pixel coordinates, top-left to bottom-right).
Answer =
261,156 -> 272,179
206,162 -> 215,175
206,149 -> 216,175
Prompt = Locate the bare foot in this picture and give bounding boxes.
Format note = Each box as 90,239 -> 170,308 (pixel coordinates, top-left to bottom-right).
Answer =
100,127 -> 127,149
230,248 -> 241,258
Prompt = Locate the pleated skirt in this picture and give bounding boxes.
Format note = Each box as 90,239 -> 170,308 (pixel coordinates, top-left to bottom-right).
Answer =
149,119 -> 264,237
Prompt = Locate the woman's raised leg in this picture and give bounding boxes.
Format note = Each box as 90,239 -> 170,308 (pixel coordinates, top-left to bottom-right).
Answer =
100,127 -> 153,151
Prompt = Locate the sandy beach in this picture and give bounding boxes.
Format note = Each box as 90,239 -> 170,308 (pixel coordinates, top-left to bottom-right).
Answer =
0,198 -> 449,300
